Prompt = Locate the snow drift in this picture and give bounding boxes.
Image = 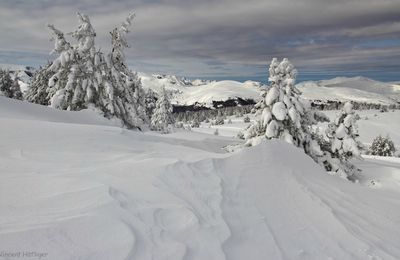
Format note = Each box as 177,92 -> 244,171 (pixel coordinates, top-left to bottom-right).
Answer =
1,97 -> 400,259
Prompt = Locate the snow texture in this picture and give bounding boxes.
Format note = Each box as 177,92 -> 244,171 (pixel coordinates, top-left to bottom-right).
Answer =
1,96 -> 400,259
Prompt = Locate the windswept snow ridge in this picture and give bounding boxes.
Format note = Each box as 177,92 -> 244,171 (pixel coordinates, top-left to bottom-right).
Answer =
1,97 -> 400,259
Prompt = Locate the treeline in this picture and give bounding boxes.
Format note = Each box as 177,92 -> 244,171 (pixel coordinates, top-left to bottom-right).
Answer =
174,105 -> 253,124
310,100 -> 400,111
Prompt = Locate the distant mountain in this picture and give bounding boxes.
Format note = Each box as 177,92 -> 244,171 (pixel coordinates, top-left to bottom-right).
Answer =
297,76 -> 400,105
140,74 -> 400,109
139,73 -> 263,109
2,64 -> 398,107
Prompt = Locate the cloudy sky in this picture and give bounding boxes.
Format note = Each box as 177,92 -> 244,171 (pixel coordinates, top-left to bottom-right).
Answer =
0,0 -> 399,82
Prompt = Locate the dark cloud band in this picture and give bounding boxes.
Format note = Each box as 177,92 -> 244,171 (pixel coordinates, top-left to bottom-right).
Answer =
0,0 -> 399,81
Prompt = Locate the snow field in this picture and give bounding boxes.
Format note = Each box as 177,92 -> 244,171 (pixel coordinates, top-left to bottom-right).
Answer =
1,97 -> 400,259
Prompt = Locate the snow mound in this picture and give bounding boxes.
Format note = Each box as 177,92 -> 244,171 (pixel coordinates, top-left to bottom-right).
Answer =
1,98 -> 400,259
0,96 -> 120,126
297,76 -> 400,104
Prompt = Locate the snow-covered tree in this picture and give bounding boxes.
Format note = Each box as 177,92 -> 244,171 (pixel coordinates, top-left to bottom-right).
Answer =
46,13 -> 105,111
326,102 -> 363,177
245,58 -> 332,171
144,88 -> 158,117
151,87 -> 174,133
25,63 -> 53,105
191,118 -> 200,128
0,69 -> 22,100
0,70 -> 13,98
27,12 -> 149,129
215,116 -> 225,125
106,12 -> 148,128
369,135 -> 396,156
10,77 -> 23,100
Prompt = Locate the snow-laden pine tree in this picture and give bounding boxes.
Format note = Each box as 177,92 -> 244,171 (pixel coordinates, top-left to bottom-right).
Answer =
325,102 -> 363,177
144,88 -> 158,118
0,70 -> 13,98
46,13 -> 112,112
245,58 -> 332,170
10,77 -> 23,100
25,63 -> 53,105
151,87 -> 174,133
369,135 -> 396,156
106,12 -> 149,128
0,69 -> 22,100
27,12 -> 148,129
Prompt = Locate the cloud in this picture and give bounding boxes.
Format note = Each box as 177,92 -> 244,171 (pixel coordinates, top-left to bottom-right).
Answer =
0,0 -> 399,80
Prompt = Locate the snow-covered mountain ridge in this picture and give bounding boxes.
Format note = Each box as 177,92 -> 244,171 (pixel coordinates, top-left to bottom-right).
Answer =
141,73 -> 400,107
2,64 -> 399,107
139,73 -> 263,108
297,76 -> 400,105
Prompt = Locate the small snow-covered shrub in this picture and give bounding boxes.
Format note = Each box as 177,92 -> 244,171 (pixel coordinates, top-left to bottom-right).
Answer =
369,135 -> 396,156
175,122 -> 184,128
191,119 -> 200,128
215,116 -> 225,125
237,131 -> 245,140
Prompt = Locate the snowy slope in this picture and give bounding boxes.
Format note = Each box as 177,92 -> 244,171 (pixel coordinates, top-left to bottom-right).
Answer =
0,96 -> 121,126
1,97 -> 400,259
297,76 -> 400,105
